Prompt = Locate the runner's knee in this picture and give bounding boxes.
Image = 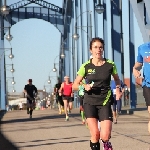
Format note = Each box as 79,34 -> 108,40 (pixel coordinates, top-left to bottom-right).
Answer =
101,134 -> 111,142
91,130 -> 100,141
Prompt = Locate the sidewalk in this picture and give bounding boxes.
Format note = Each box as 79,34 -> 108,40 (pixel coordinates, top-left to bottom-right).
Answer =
0,108 -> 150,150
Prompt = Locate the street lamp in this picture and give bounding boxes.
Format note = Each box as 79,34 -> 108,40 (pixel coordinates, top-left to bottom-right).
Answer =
53,55 -> 59,72
5,65 -> 15,107
60,35 -> 77,59
0,27 -> 13,41
43,85 -> 46,92
60,52 -> 65,59
5,29 -> 13,41
43,84 -> 53,94
53,63 -> 60,72
10,64 -> 15,73
52,54 -> 65,73
12,88 -> 16,93
0,48 -> 14,59
47,76 -> 57,84
72,33 -> 80,41
73,10 -> 92,41
6,76 -> 15,86
47,68 -> 57,84
95,0 -> 105,14
8,48 -> 14,59
11,77 -> 15,85
0,0 -> 10,15
5,64 -> 15,73
7,86 -> 16,93
52,54 -> 64,79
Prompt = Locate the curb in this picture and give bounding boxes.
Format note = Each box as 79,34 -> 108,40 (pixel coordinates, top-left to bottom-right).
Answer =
120,106 -> 148,116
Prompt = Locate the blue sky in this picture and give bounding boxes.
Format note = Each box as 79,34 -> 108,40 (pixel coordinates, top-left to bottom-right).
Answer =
5,0 -> 62,93
4,0 -> 144,92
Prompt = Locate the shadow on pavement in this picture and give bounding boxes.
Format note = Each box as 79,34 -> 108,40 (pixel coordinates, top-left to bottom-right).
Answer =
1,112 -> 81,124
0,111 -> 19,150
19,139 -> 89,148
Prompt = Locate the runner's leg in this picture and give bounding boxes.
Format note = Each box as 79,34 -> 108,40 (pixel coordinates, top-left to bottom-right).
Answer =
63,99 -> 69,121
27,100 -> 30,114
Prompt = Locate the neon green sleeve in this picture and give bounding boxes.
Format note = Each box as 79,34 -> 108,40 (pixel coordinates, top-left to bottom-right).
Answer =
107,59 -> 118,75
112,63 -> 118,75
77,64 -> 85,77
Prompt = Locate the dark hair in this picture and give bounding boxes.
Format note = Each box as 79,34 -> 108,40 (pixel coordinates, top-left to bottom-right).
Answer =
90,37 -> 105,49
28,79 -> 32,82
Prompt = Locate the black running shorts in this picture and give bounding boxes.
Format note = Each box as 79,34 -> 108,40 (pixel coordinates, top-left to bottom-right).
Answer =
62,96 -> 74,102
143,86 -> 150,106
83,103 -> 113,122
27,99 -> 33,104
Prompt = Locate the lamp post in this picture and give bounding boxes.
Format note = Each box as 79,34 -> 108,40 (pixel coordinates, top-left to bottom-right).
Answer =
0,0 -> 10,15
73,10 -> 92,41
51,54 -> 65,79
47,76 -> 57,84
0,48 -> 14,59
0,27 -> 13,41
5,64 -> 15,73
96,0 -> 125,106
72,10 -> 92,79
6,76 -> 16,85
6,85 -> 15,106
6,78 -> 15,106
95,0 -> 105,14
53,55 -> 60,72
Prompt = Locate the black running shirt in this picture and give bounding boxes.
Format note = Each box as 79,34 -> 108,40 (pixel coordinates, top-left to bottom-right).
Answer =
55,83 -> 61,92
24,84 -> 37,98
77,59 -> 117,105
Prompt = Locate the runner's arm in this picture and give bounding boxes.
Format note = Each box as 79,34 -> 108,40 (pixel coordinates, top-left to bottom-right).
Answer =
34,86 -> 38,95
58,83 -> 64,95
24,85 -> 28,97
133,62 -> 143,78
72,75 -> 83,91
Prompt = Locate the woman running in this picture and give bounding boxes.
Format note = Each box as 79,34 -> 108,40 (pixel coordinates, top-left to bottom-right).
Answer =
72,37 -> 122,150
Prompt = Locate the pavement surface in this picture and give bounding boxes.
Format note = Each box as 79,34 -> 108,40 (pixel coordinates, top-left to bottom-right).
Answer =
0,105 -> 150,150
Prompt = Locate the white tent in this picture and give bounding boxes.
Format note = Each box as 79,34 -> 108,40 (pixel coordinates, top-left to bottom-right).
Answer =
9,98 -> 27,106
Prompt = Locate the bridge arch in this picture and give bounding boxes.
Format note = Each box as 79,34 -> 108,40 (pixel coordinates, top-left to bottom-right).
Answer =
0,0 -> 71,110
3,0 -> 65,35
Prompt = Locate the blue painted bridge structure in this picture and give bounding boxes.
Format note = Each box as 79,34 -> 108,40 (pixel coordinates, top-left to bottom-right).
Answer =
0,0 -> 150,110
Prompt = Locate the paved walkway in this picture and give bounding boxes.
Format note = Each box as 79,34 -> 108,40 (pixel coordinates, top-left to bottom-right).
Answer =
0,106 -> 150,150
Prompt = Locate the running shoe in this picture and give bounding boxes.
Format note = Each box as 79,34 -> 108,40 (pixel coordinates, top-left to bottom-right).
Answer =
30,115 -> 32,119
102,141 -> 113,150
113,120 -> 117,124
65,116 -> 69,121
